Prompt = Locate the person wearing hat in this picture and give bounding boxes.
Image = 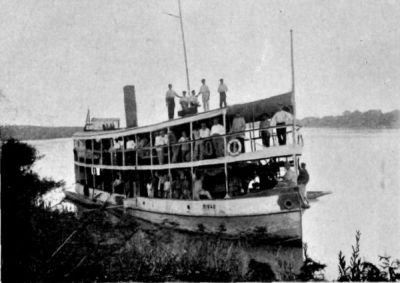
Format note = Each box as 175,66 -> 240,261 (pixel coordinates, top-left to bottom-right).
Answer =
271,104 -> 293,145
217,78 -> 228,108
198,78 -> 210,112
165,84 -> 178,120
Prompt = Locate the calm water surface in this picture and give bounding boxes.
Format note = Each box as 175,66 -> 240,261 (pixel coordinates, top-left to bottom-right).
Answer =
29,128 -> 400,279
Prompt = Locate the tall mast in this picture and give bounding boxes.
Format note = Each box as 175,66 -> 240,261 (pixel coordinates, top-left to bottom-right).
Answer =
177,0 -> 191,94
290,30 -> 298,173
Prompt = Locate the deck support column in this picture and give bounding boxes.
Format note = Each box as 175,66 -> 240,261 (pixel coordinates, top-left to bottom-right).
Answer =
91,140 -> 95,197
223,112 -> 229,198
190,121 -> 194,200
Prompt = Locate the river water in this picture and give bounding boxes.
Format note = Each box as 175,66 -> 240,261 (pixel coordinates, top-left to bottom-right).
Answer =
29,128 -> 400,279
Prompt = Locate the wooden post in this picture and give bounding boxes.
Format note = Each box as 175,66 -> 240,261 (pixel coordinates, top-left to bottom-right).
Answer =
177,0 -> 191,94
290,30 -> 298,175
223,113 -> 229,197
190,122 -> 194,200
91,140 -> 95,195
122,136 -> 125,166
150,132 -> 153,168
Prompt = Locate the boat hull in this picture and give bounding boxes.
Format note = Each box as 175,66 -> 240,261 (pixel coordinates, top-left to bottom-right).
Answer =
125,206 -> 302,244
68,184 -> 303,244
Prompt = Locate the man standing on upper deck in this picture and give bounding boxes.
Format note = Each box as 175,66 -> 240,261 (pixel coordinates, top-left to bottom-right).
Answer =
217,78 -> 228,108
271,105 -> 293,145
198,79 -> 210,112
210,118 -> 226,157
165,84 -> 178,120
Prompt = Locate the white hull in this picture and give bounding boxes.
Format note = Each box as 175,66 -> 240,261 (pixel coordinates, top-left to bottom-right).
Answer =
71,184 -> 303,244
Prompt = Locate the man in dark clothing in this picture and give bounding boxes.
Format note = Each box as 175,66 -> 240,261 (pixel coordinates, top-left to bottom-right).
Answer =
165,84 -> 177,120
297,162 -> 310,207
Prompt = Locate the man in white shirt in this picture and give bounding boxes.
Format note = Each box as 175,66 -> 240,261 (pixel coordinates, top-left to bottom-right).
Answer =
217,78 -> 228,108
165,84 -> 178,120
198,122 -> 210,160
126,137 -> 136,149
198,79 -> 210,112
210,118 -> 226,157
155,130 -> 166,164
271,105 -> 293,145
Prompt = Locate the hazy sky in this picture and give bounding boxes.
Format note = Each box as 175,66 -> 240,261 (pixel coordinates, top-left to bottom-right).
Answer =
0,0 -> 399,127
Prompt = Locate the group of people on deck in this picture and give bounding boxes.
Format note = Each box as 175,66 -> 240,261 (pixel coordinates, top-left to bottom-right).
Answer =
165,78 -> 228,120
144,171 -> 212,200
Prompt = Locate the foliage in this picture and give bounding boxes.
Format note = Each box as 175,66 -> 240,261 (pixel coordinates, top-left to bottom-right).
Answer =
297,243 -> 326,281
301,109 -> 400,129
0,125 -> 83,140
337,231 -> 400,281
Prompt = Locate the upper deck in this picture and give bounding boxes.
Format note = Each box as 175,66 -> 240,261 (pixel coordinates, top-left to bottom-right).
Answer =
72,92 -> 303,170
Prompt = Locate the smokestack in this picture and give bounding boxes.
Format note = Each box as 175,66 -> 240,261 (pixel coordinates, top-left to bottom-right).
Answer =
123,85 -> 138,128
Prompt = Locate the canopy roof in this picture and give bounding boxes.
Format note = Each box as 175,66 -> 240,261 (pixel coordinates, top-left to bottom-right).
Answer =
226,92 -> 293,121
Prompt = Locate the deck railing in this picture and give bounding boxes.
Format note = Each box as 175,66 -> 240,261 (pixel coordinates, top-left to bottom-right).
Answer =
74,124 -> 303,167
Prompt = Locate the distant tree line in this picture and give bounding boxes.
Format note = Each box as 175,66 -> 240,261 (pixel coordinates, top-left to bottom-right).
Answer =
300,109 -> 400,129
0,125 -> 83,140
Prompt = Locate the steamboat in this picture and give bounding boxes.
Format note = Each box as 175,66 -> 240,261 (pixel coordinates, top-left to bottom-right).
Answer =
67,2 -> 310,245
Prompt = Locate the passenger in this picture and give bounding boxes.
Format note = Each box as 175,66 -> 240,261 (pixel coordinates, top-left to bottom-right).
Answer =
112,173 -> 123,194
178,131 -> 190,162
230,113 -> 246,153
192,128 -> 202,161
152,173 -> 160,198
297,162 -> 310,206
282,162 -> 297,187
175,91 -> 190,111
248,172 -> 260,191
193,172 -> 212,200
217,78 -> 228,108
163,175 -> 172,198
155,131 -> 166,164
271,105 -> 293,145
210,118 -> 225,157
126,137 -> 136,149
199,122 -> 210,159
181,173 -> 191,199
165,84 -> 178,120
189,90 -> 200,113
260,113 -> 271,147
198,78 -> 210,112
157,173 -> 166,198
137,136 -> 149,161
169,131 -> 180,163
172,173 -> 182,199
146,178 -> 154,197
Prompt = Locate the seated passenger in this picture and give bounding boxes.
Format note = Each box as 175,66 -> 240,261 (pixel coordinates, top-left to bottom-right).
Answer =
193,172 -> 212,200
189,90 -> 201,113
230,113 -> 246,153
210,118 -> 225,157
169,131 -> 180,163
176,91 -> 190,111
178,131 -> 190,162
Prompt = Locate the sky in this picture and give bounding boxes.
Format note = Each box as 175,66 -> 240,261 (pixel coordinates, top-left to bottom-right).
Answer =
0,0 -> 399,127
